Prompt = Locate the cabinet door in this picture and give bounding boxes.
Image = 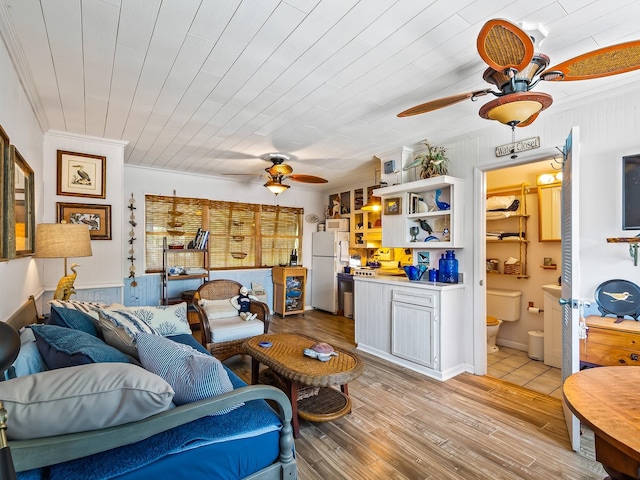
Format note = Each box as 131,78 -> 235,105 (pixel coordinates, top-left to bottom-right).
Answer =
391,301 -> 436,368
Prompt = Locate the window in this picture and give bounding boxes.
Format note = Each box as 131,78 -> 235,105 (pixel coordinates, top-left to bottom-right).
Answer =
145,195 -> 303,272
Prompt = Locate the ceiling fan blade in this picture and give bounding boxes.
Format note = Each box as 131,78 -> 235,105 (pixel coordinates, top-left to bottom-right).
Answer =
543,40 -> 640,81
477,19 -> 534,73
397,89 -> 491,117
287,174 -> 328,184
516,111 -> 540,127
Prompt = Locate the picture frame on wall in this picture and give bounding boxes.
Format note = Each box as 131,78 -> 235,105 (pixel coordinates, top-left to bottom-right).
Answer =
57,202 -> 111,240
383,197 -> 401,215
57,150 -> 106,198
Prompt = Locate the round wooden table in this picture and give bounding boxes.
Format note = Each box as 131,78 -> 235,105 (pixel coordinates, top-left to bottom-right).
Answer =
563,366 -> 640,480
243,333 -> 364,438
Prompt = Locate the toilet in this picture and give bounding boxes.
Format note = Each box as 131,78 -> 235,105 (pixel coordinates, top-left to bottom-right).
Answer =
486,288 -> 522,354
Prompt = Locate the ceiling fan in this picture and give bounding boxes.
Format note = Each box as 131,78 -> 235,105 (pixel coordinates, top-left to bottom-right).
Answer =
225,153 -> 328,195
398,18 -> 640,128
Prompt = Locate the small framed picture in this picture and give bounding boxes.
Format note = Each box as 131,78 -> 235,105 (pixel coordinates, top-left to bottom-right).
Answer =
384,197 -> 402,215
417,251 -> 430,267
57,150 -> 106,198
57,202 -> 111,240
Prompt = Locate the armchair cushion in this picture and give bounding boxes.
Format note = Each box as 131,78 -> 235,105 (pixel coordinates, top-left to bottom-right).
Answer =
199,298 -> 238,319
208,316 -> 265,343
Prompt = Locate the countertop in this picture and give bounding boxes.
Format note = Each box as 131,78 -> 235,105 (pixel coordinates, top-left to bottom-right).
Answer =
353,274 -> 465,290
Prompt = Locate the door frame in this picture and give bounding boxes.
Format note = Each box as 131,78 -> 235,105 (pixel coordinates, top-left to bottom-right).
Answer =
472,148 -> 564,375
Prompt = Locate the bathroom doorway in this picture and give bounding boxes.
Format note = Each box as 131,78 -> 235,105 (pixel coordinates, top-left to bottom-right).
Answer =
484,158 -> 563,398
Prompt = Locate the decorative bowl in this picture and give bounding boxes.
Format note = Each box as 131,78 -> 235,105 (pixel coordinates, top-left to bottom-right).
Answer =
403,264 -> 427,281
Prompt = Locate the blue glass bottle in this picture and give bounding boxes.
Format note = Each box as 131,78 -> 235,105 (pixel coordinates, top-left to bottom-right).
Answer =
442,250 -> 459,283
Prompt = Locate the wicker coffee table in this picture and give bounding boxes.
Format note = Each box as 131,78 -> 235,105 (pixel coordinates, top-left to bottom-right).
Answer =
242,333 -> 364,438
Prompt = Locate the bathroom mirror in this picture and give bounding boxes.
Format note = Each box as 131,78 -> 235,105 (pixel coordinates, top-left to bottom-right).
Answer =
538,183 -> 561,242
8,145 -> 35,257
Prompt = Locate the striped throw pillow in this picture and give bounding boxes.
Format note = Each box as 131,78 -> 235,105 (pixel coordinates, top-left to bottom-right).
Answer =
136,332 -> 240,413
48,300 -> 109,320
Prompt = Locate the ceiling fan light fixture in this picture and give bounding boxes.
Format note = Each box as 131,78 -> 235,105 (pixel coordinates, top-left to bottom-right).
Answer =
479,92 -> 553,125
264,179 -> 290,195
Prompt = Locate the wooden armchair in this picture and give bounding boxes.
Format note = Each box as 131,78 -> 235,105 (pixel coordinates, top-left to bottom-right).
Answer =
193,279 -> 270,361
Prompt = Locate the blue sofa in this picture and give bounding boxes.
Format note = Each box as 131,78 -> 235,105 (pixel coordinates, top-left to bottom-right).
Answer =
1,297 -> 297,480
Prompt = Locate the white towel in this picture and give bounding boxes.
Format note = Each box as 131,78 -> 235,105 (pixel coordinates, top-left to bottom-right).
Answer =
339,240 -> 350,262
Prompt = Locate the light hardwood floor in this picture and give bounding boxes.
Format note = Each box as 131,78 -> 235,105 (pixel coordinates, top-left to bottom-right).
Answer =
215,310 -> 606,480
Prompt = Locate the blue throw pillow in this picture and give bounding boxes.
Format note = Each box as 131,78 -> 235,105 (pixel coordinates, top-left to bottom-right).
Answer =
3,328 -> 47,380
48,305 -> 101,338
30,324 -> 134,370
136,332 -> 240,413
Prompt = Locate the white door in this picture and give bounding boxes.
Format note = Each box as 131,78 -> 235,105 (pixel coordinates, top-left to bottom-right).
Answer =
560,126 -> 581,451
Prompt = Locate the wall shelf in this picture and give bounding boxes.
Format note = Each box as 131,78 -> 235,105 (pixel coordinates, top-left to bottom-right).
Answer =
607,237 -> 640,266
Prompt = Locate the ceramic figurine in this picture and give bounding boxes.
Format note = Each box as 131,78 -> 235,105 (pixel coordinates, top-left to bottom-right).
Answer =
435,189 -> 450,210
303,342 -> 339,361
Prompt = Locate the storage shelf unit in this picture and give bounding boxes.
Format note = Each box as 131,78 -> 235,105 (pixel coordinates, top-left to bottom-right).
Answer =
161,237 -> 209,305
486,183 -> 529,278
326,183 -> 382,248
272,266 -> 307,317
374,176 -> 464,249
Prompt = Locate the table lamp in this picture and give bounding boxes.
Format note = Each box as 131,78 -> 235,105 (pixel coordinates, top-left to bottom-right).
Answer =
0,321 -> 20,480
35,223 -> 93,300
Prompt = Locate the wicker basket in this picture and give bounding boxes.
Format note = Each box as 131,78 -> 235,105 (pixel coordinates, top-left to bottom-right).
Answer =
504,261 -> 521,275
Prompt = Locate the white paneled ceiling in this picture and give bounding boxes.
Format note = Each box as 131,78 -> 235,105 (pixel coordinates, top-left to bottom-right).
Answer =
1,0 -> 640,189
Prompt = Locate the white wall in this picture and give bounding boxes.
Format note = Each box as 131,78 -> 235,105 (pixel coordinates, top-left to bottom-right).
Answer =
42,131 -> 127,296
0,32 -> 44,319
123,165 -> 326,294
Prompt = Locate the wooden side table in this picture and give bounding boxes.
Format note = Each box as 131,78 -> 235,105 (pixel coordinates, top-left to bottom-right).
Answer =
272,266 -> 306,317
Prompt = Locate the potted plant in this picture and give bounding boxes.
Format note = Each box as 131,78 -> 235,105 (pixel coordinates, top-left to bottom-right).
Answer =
413,140 -> 449,179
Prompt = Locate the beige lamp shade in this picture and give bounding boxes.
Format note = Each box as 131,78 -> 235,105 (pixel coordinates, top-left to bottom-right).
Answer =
35,223 -> 92,300
35,223 -> 92,260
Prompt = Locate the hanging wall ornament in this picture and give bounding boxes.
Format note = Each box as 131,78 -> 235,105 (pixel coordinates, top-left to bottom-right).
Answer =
128,193 -> 137,287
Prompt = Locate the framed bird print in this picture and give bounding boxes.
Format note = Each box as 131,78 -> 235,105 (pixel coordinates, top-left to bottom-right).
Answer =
56,150 -> 106,198
57,202 -> 111,240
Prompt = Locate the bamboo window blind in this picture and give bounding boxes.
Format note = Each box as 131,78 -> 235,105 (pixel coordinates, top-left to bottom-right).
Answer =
145,194 -> 303,272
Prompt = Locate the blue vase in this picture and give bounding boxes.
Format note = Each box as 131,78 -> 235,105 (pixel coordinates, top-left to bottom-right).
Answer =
441,250 -> 458,283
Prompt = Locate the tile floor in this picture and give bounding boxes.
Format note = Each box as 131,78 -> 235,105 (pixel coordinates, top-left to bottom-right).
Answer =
487,346 -> 563,399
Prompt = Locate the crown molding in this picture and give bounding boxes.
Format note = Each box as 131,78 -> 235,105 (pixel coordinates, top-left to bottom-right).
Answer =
45,129 -> 129,147
0,2 -> 50,133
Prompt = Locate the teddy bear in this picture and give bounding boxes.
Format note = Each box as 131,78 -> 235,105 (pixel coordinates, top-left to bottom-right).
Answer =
230,286 -> 259,321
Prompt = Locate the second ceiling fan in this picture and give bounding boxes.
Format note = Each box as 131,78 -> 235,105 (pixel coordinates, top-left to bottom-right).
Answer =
398,18 -> 640,128
225,153 -> 328,195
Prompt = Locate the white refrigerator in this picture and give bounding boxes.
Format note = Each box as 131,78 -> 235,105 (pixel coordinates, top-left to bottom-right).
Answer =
311,231 -> 350,314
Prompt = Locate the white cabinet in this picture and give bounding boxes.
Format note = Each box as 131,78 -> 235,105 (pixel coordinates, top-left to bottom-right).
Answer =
374,176 -> 464,249
354,276 -> 467,380
391,289 -> 437,368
